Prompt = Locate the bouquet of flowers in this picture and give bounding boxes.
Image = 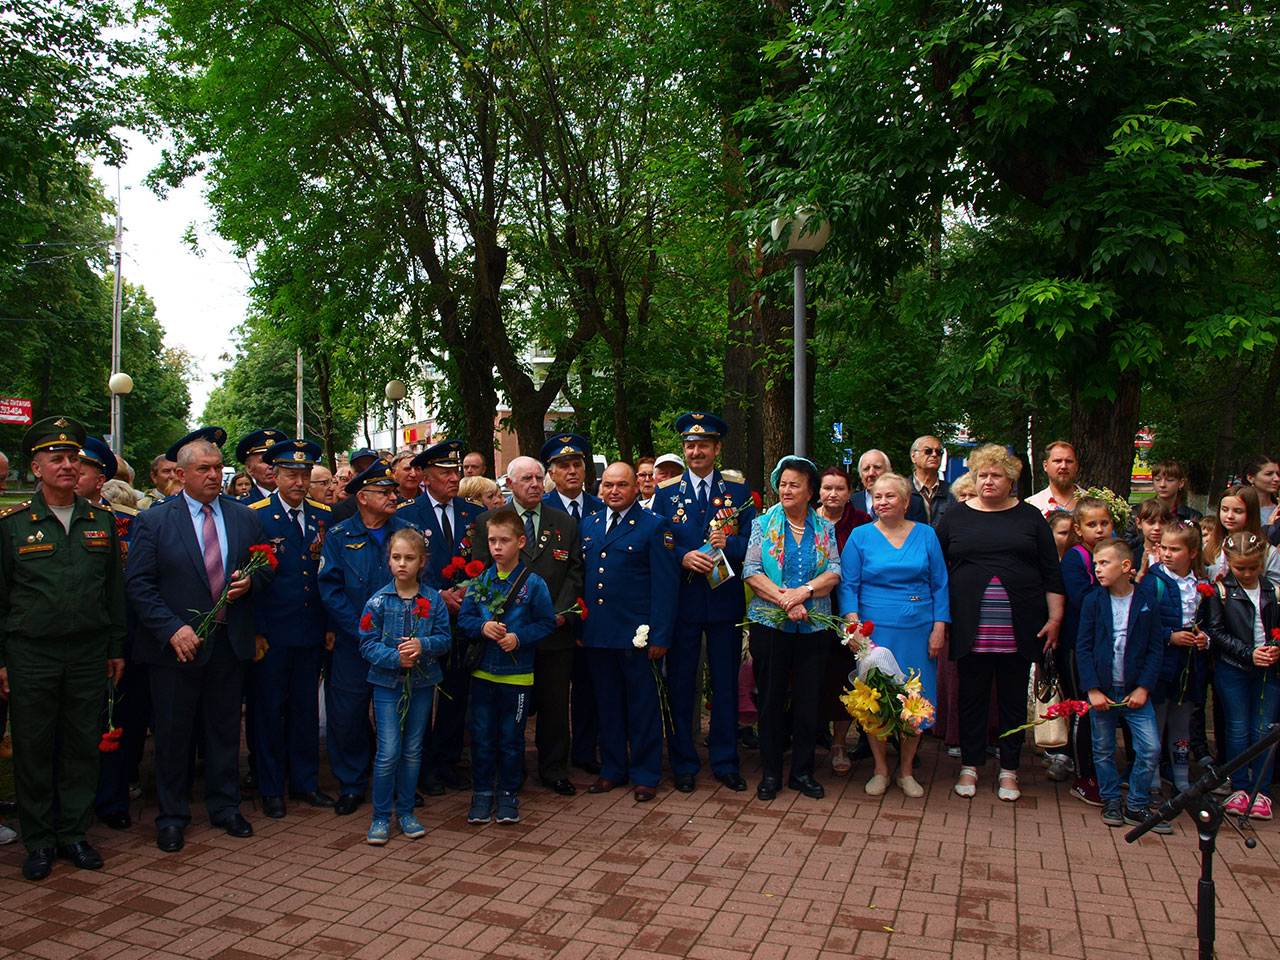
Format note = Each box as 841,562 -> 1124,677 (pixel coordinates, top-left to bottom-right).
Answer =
1081,486 -> 1132,532
99,680 -> 123,753
1002,697 -> 1130,738
191,543 -> 278,638
841,668 -> 934,739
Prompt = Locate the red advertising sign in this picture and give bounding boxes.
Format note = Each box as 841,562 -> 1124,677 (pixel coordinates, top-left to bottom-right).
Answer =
0,398 -> 32,426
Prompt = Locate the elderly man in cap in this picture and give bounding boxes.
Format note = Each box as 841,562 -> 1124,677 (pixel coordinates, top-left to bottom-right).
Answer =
330,447 -> 380,524
126,426 -> 271,853
399,439 -> 483,792
0,418 -> 126,880
318,459 -> 414,814
235,428 -> 288,504
652,454 -> 685,486
651,413 -> 755,792
248,440 -> 337,819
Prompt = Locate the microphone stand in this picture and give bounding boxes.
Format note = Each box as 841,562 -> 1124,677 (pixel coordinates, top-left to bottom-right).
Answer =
1125,723 -> 1280,960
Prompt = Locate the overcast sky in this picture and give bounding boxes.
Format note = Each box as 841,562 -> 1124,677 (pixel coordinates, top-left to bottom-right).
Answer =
94,130 -> 249,423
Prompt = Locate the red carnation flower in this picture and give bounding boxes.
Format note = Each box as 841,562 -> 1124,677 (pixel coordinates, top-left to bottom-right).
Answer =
1196,582 -> 1215,598
360,612 -> 374,632
415,597 -> 432,619
98,734 -> 120,753
858,620 -> 875,637
248,543 -> 279,570
1270,627 -> 1280,645
465,560 -> 486,578
576,597 -> 588,621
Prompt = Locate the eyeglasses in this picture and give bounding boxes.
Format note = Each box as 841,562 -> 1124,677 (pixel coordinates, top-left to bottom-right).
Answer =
917,446 -> 942,456
310,478 -> 336,487
637,471 -> 654,479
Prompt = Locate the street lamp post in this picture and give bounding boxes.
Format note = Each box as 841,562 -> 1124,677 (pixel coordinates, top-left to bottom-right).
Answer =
770,209 -> 831,458
384,379 -> 407,452
108,372 -> 134,455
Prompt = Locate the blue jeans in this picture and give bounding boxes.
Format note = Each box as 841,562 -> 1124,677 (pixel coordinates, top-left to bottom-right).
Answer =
371,684 -> 433,818
1090,687 -> 1159,809
469,677 -> 529,795
1214,662 -> 1280,796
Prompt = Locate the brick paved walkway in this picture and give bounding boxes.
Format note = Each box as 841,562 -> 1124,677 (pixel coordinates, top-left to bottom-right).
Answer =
1,738 -> 1278,959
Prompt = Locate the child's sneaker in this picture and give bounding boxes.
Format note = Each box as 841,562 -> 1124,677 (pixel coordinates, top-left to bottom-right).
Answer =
1101,800 -> 1124,827
366,818 -> 390,845
467,793 -> 494,825
398,814 -> 426,839
1250,794 -> 1273,821
495,793 -> 520,824
1070,776 -> 1102,807
1224,790 -> 1252,816
1124,805 -> 1172,835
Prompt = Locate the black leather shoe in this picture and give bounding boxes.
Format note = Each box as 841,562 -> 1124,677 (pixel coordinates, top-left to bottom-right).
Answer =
156,826 -> 184,853
98,811 -> 132,830
715,772 -> 748,792
242,770 -> 257,791
572,759 -> 601,776
674,773 -> 696,793
22,847 -> 55,881
587,777 -> 626,794
57,841 -> 103,870
756,777 -> 780,801
788,774 -> 825,799
289,790 -> 336,808
540,778 -> 577,796
334,794 -> 363,816
215,813 -> 254,838
261,796 -> 286,819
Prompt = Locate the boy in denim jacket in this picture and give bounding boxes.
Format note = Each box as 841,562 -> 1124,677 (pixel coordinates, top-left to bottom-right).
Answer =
458,508 -> 556,824
1076,540 -> 1167,833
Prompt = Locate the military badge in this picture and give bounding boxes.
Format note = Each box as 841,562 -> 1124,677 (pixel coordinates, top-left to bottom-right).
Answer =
552,548 -> 569,561
663,531 -> 674,549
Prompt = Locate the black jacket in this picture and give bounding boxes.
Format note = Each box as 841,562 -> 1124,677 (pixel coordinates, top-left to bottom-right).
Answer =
1202,574 -> 1280,672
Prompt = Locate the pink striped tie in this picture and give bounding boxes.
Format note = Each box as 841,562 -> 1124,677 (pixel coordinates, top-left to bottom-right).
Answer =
201,504 -> 226,614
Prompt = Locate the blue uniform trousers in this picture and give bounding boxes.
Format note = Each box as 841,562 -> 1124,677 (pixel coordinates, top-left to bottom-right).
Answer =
570,646 -> 599,766
251,644 -> 323,797
666,618 -> 740,777
325,639 -> 371,797
425,637 -> 468,780
588,647 -> 663,788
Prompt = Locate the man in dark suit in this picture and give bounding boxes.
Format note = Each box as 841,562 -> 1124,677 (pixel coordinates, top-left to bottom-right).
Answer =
125,427 -> 272,853
539,433 -> 604,773
470,455 -> 584,795
398,439 -> 483,791
248,440 -> 336,819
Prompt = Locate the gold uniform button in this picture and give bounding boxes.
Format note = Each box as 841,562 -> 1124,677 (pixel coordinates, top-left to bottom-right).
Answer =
597,582 -> 604,589
598,567 -> 605,574
596,598 -> 604,605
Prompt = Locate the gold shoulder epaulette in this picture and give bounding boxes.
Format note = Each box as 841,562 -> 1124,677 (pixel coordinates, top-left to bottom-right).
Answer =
0,500 -> 30,520
249,498 -> 272,510
657,476 -> 681,489
396,499 -> 416,510
306,498 -> 332,511
110,502 -> 139,516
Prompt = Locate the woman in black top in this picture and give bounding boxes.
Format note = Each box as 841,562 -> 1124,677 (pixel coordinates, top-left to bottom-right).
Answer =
935,444 -> 1065,802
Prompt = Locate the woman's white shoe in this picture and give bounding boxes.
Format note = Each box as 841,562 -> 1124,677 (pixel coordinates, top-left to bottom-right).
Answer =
897,775 -> 925,799
954,766 -> 978,798
864,774 -> 890,796
996,769 -> 1020,802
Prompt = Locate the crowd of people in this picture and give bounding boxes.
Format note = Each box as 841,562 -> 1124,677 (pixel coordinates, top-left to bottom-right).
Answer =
1,414 -> 1279,885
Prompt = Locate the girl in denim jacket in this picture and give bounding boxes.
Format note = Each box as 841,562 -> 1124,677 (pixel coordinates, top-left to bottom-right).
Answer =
358,528 -> 451,845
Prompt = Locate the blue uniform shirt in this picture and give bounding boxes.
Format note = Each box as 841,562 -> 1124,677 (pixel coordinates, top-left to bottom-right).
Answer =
543,489 -> 604,521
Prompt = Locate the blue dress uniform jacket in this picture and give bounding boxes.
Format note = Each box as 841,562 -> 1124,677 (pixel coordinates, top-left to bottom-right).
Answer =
247,494 -> 332,799
396,495 -> 484,588
650,470 -> 755,778
318,512 -> 413,796
579,502 -> 679,788
542,490 -> 605,521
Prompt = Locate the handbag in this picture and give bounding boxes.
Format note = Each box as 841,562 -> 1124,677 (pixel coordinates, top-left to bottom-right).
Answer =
1030,656 -> 1068,749
461,567 -> 532,672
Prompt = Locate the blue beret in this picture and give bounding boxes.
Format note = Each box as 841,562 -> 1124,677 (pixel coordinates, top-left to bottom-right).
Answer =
165,426 -> 227,463
675,412 -> 728,441
79,436 -> 117,481
346,460 -> 397,496
539,433 -> 590,465
411,439 -> 464,470
264,438 -> 322,469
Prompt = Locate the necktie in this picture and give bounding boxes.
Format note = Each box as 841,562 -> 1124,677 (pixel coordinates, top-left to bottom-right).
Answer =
608,511 -> 620,534
437,502 -> 453,546
524,509 -> 536,542
697,479 -> 709,516
289,508 -> 302,537
201,504 -> 225,611
570,500 -> 580,522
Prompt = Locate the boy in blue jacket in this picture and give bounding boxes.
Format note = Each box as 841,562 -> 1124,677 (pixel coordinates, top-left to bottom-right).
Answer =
1076,540 -> 1168,833
458,508 -> 556,825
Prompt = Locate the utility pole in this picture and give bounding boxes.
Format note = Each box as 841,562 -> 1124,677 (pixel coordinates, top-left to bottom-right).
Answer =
295,347 -> 304,437
109,172 -> 124,453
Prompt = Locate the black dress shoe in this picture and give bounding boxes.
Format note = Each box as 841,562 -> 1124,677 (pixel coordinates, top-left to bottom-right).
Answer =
289,790 -> 336,807
261,796 -> 286,819
587,777 -> 625,794
541,778 -> 577,796
573,759 -> 601,776
634,785 -> 656,802
215,813 -> 254,837
22,847 -> 55,880
156,826 -> 184,853
673,773 -> 696,793
98,811 -> 132,830
334,794 -> 364,816
242,770 -> 257,791
756,777 -> 780,801
715,772 -> 748,792
57,841 -> 103,870
788,774 -> 825,799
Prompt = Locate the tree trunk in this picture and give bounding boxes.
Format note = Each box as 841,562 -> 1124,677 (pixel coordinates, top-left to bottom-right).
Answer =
311,349 -> 338,470
1258,340 -> 1280,455
1070,372 -> 1141,499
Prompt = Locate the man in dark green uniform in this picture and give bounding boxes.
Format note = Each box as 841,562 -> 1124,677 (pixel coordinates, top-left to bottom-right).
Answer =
0,417 -> 126,880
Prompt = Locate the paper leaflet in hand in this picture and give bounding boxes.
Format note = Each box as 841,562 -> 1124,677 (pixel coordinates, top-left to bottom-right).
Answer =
696,542 -> 735,589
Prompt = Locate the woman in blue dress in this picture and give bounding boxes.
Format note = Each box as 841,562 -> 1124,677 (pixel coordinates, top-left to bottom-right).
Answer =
837,473 -> 950,798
